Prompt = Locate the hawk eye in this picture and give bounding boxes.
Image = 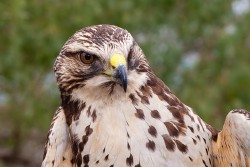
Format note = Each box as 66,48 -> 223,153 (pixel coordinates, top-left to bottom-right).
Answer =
79,52 -> 95,64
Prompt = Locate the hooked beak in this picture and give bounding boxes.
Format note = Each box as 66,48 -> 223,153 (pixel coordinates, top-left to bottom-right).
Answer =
112,64 -> 127,92
104,53 -> 128,92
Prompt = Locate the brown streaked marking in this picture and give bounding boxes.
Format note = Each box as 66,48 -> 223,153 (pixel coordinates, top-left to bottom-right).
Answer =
151,110 -> 161,119
129,93 -> 139,105
100,81 -> 116,93
147,75 -> 172,98
199,151 -> 202,156
126,120 -> 129,126
232,109 -> 250,119
85,125 -> 93,136
71,158 -> 75,164
166,100 -> 194,123
174,139 -> 188,154
189,156 -> 193,162
79,142 -> 84,152
72,135 -> 80,156
72,25 -> 128,47
135,163 -> 142,167
136,63 -> 149,73
171,121 -> 186,136
127,132 -> 130,138
135,108 -> 145,119
164,122 -> 179,137
147,79 -> 164,100
127,41 -> 138,70
205,123 -> 218,142
148,125 -> 157,137
83,154 -> 90,165
141,95 -> 150,104
203,138 -> 206,144
203,160 -> 208,167
198,117 -> 205,132
167,106 -> 184,122
59,75 -> 87,93
188,126 -> 194,133
136,91 -> 150,104
61,95 -> 85,126
146,140 -> 156,151
76,154 -> 82,167
126,153 -> 134,166
74,102 -> 86,121
127,142 -> 131,150
86,106 -> 91,117
192,138 -> 197,145
91,109 -> 97,122
140,85 -> 152,97
162,134 -> 175,151
197,124 -> 200,131
108,82 -> 116,95
185,110 -> 195,122
81,136 -> 88,150
104,154 -> 109,161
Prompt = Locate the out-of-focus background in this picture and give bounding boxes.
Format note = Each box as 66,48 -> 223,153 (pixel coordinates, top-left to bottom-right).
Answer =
1,0 -> 250,166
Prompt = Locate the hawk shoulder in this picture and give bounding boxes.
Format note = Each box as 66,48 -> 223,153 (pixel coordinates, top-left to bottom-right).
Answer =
42,107 -> 73,167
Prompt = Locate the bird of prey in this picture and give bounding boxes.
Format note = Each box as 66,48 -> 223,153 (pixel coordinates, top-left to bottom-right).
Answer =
42,24 -> 250,167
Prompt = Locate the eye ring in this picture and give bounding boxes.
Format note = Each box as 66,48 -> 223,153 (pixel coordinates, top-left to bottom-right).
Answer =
79,52 -> 95,64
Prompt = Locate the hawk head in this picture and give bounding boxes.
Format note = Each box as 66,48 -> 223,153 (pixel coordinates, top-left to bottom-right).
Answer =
54,25 -> 151,101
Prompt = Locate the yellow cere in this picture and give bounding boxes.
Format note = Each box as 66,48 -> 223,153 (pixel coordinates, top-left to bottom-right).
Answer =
110,53 -> 126,68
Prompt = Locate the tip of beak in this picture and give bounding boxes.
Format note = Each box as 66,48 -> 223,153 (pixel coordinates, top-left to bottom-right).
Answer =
119,64 -> 127,93
112,64 -> 128,93
123,79 -> 127,92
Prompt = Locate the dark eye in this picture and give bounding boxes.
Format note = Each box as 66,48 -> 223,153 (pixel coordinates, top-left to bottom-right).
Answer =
79,52 -> 95,64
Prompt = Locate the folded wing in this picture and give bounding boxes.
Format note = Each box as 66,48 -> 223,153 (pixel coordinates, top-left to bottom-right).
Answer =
212,109 -> 250,166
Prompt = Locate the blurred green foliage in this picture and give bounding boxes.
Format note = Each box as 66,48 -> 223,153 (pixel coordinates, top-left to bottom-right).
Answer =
0,0 -> 250,166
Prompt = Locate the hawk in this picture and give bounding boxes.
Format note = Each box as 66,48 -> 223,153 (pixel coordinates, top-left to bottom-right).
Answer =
42,24 -> 250,167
